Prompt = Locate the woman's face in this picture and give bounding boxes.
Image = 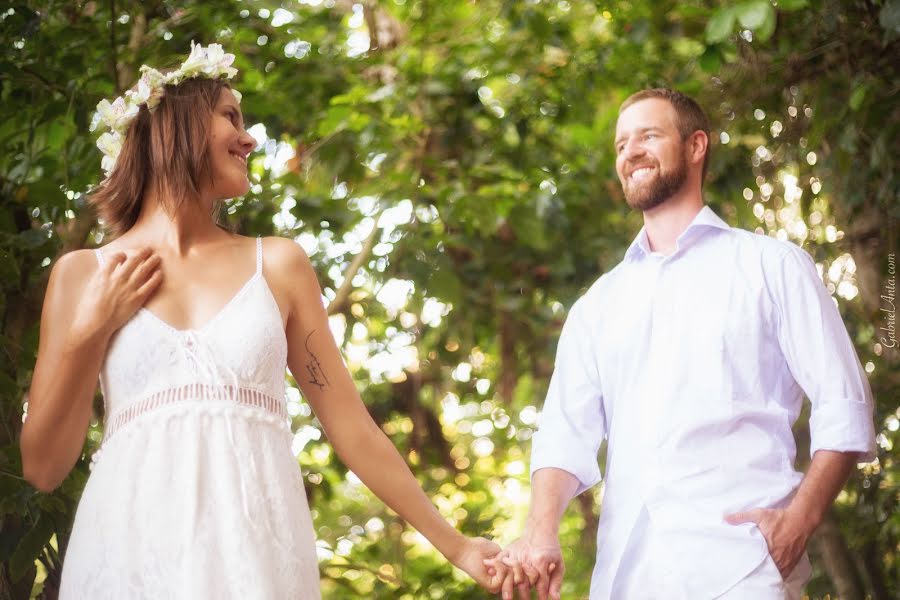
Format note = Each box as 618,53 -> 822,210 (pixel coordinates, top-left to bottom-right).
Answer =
206,89 -> 255,201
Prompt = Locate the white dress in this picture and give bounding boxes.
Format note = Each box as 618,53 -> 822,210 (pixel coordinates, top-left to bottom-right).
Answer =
60,238 -> 321,599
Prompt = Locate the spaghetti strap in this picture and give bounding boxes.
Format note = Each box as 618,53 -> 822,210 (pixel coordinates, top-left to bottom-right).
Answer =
94,248 -> 105,267
255,237 -> 262,274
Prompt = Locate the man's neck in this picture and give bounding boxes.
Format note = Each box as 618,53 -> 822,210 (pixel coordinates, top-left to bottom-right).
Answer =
642,192 -> 704,256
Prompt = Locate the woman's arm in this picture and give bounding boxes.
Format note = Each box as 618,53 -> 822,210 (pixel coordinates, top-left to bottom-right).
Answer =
265,238 -> 500,590
20,248 -> 161,491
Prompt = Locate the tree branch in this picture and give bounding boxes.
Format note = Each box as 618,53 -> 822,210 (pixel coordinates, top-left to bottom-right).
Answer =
327,213 -> 382,315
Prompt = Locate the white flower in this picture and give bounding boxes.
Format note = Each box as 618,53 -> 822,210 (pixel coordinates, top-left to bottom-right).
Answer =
96,96 -> 139,134
202,44 -> 229,74
101,154 -> 118,177
130,79 -> 152,105
97,131 -> 124,176
89,110 -> 102,132
96,130 -> 122,157
179,41 -> 238,80
178,40 -> 208,77
139,65 -> 167,88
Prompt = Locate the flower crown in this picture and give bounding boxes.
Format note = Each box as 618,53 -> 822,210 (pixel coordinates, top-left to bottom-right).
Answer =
91,41 -> 242,178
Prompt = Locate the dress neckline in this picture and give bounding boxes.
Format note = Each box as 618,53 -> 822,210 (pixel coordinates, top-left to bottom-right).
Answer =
138,272 -> 262,335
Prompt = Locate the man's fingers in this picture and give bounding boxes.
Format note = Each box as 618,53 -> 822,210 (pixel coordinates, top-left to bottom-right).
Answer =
549,579 -> 562,600
501,556 -> 525,586
516,580 -> 530,600
535,574 -> 550,600
724,508 -> 764,525
522,563 -> 540,587
549,561 -> 564,600
501,570 -> 516,600
533,560 -> 551,600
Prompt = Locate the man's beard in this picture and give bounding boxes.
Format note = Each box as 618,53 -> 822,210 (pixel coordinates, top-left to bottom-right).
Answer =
623,154 -> 688,211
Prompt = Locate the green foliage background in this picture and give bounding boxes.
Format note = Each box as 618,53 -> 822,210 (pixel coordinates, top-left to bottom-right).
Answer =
1,1 -> 897,598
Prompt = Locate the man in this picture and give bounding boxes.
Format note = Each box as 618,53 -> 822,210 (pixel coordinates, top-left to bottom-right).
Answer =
486,88 -> 876,600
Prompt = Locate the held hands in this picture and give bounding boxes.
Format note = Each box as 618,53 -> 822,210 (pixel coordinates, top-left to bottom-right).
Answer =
483,532 -> 564,600
72,248 -> 162,339
725,506 -> 813,578
448,536 -> 504,593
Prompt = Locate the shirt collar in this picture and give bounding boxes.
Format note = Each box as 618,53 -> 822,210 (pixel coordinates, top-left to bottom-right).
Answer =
624,205 -> 730,261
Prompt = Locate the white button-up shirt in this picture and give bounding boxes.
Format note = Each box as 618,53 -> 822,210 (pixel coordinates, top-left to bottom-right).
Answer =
530,205 -> 876,599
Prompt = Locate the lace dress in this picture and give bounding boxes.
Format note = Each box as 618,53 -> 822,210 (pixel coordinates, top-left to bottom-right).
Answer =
59,238 -> 320,599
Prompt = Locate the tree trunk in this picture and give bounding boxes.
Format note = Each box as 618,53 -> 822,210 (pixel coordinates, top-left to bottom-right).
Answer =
809,511 -> 866,600
498,311 -> 517,404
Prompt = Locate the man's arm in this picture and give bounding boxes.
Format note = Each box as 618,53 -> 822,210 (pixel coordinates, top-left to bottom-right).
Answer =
727,245 -> 876,576
526,468 -> 582,537
787,449 -> 856,533
487,297 -> 607,600
726,449 -> 857,576
488,468 -> 579,600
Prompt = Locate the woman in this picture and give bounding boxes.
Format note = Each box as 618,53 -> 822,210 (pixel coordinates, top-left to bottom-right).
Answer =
20,43 -> 500,598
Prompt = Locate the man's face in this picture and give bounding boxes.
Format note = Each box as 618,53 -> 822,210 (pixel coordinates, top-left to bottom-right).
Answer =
614,98 -> 689,211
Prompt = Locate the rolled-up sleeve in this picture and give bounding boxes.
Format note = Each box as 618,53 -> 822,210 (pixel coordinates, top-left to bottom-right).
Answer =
530,298 -> 607,495
770,246 -> 876,461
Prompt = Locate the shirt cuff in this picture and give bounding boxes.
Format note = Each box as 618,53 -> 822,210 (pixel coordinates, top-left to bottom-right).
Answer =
809,398 -> 876,462
529,429 -> 602,496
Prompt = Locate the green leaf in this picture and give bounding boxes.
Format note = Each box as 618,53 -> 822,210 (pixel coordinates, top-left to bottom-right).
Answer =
849,84 -> 867,111
736,1 -> 774,31
9,514 -> 54,582
753,4 -> 777,41
316,105 -> 351,137
699,47 -> 722,73
706,7 -> 736,43
45,118 -> 75,152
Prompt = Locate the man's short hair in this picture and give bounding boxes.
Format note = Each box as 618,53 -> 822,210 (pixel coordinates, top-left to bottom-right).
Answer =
620,88 -> 712,181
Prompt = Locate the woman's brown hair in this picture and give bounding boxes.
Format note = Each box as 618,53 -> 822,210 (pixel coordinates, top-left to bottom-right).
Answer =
88,77 -> 231,236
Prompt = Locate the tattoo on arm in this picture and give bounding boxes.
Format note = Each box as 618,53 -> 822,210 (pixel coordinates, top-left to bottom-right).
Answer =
304,330 -> 330,391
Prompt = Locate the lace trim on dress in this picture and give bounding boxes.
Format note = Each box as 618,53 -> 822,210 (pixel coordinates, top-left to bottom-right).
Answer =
103,383 -> 287,440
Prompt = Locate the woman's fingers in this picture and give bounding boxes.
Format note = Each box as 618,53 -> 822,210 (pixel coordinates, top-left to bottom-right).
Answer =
130,252 -> 162,286
136,269 -> 163,301
113,247 -> 153,281
484,556 -> 507,590
102,250 -> 128,276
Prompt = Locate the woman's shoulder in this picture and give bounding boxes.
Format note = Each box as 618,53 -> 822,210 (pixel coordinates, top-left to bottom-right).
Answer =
50,248 -> 101,284
259,236 -> 320,304
260,235 -> 313,271
262,236 -> 315,278
42,249 -> 101,317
